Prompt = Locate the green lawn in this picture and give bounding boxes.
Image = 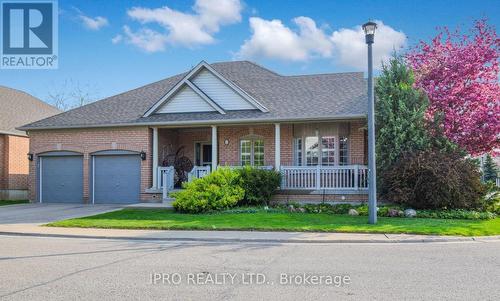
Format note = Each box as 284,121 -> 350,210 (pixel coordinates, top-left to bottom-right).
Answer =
46,208 -> 500,236
0,200 -> 29,206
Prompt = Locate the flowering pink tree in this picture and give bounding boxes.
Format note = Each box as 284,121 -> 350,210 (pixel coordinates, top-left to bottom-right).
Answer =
407,19 -> 500,155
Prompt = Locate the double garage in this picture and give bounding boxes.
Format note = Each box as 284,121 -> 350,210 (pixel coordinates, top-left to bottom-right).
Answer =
37,150 -> 141,204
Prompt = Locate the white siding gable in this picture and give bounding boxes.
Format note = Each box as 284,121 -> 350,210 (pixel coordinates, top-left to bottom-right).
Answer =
192,69 -> 256,110
157,85 -> 216,113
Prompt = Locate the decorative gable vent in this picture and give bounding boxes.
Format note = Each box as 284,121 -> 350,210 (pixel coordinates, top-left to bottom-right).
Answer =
144,61 -> 268,116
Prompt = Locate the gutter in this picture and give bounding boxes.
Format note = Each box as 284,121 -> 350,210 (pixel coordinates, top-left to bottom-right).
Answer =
0,130 -> 28,137
17,114 -> 367,131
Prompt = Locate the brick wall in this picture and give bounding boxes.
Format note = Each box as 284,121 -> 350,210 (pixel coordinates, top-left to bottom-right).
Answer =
28,127 -> 151,202
6,135 -> 29,189
349,120 -> 366,165
158,128 -> 177,166
0,134 -> 29,191
272,192 -> 368,203
280,124 -> 293,165
218,124 -> 293,166
158,128 -> 211,165
0,135 -> 5,190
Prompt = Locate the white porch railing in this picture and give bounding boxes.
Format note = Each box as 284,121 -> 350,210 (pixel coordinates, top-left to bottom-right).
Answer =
280,165 -> 368,190
157,166 -> 175,198
158,165 -> 368,195
188,165 -> 211,182
157,165 -> 211,199
157,166 -> 175,190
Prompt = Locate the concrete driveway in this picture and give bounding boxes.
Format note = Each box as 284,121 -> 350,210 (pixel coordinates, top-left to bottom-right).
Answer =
0,203 -> 122,225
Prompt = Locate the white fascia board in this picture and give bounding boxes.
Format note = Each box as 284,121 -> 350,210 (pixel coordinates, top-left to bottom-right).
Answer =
19,115 -> 367,131
0,130 -> 28,137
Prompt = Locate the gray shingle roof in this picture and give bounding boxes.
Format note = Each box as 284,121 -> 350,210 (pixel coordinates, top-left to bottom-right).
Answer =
0,86 -> 61,136
19,61 -> 367,130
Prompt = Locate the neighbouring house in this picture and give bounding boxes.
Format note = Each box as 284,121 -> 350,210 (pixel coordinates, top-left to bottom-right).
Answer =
0,86 -> 61,200
19,61 -> 369,204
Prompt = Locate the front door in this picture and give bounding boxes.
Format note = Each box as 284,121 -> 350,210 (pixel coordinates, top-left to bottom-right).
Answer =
195,143 -> 212,167
201,144 -> 212,166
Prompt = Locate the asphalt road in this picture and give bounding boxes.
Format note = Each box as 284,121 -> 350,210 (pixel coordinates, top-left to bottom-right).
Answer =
0,236 -> 499,301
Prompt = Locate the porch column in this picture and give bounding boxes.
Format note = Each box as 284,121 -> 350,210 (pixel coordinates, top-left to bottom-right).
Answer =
211,125 -> 217,171
274,123 -> 281,171
152,127 -> 158,189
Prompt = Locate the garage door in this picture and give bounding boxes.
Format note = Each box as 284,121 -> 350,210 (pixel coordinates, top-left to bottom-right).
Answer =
92,152 -> 141,204
39,153 -> 83,203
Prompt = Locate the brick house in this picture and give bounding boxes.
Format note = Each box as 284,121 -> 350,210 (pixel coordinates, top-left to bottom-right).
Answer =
0,86 -> 61,200
19,61 -> 369,204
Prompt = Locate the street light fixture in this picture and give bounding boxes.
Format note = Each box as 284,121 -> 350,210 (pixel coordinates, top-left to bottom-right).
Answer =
362,21 -> 377,38
362,21 -> 378,224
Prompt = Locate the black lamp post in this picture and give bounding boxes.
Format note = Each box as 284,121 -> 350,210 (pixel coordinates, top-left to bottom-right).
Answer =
362,21 -> 377,224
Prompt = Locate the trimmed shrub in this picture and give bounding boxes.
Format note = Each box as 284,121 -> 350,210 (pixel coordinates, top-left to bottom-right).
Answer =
172,167 -> 244,213
238,167 -> 281,206
384,149 -> 486,209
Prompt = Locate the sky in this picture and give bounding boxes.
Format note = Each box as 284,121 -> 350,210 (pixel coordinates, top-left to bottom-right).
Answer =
1,0 -> 499,108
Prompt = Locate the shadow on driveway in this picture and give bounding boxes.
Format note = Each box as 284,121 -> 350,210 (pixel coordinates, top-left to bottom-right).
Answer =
0,203 -> 123,225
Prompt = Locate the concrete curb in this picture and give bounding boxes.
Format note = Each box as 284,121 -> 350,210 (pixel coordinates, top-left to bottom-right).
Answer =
1,230 -> 498,244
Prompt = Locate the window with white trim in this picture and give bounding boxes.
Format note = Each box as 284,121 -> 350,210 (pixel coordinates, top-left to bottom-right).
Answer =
293,132 -> 349,166
339,136 -> 349,165
305,136 -> 319,166
321,136 -> 335,166
253,140 -> 264,166
293,138 -> 302,166
240,140 -> 252,166
240,138 -> 264,166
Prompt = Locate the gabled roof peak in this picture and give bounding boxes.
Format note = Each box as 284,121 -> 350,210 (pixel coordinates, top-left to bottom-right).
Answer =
143,61 -> 269,117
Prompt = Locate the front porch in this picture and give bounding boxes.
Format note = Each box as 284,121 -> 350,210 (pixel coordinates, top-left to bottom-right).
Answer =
148,121 -> 369,201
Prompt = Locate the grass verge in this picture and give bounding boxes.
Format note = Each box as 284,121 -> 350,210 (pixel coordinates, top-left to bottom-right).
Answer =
46,208 -> 500,236
0,200 -> 29,206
